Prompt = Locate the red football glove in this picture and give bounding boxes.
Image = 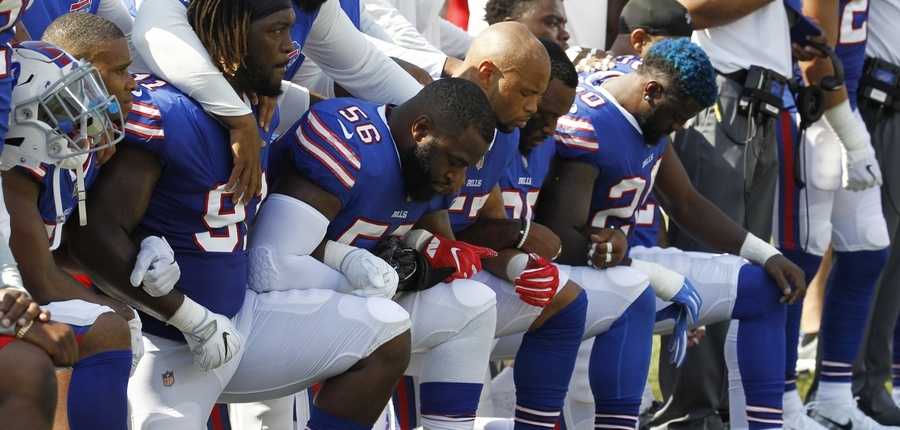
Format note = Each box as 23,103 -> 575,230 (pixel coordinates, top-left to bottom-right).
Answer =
514,254 -> 560,307
422,234 -> 497,281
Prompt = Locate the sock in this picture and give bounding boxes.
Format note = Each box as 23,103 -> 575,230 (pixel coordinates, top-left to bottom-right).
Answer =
782,389 -> 804,421
818,249 -> 887,403
590,287 -> 655,430
780,249 -> 821,394
305,404 -> 369,430
419,381 -> 483,430
207,404 -> 232,430
894,323 -> 900,403
67,350 -> 132,430
559,340 -> 595,430
731,265 -> 787,430
514,291 -> 587,429
393,376 -> 418,430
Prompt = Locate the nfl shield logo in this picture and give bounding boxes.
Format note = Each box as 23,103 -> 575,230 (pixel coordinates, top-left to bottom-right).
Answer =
162,371 -> 175,387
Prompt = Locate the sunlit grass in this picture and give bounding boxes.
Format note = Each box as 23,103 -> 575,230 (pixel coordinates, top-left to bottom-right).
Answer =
646,336 -> 815,402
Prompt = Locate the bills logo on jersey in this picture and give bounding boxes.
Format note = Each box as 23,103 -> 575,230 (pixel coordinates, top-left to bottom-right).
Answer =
286,40 -> 303,70
69,0 -> 91,12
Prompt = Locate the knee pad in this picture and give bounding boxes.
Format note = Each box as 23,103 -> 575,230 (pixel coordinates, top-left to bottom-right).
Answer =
404,280 -> 497,352
832,215 -> 891,252
569,265 -> 650,338
361,297 -> 412,353
43,300 -> 114,327
449,279 -> 497,312
832,186 -> 890,252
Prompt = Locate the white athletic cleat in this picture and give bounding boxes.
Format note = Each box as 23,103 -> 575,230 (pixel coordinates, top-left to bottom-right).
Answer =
475,417 -> 514,430
784,406 -> 828,430
809,401 -> 900,430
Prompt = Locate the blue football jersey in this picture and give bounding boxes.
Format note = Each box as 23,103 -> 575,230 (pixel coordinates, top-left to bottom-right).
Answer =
275,98 -> 450,251
21,0 -> 99,40
581,55 -> 642,89
16,152 -> 100,251
0,0 -> 32,147
555,84 -> 666,247
123,75 -> 277,341
339,0 -> 361,29
834,0 -> 869,108
0,0 -> 27,45
449,129 -> 519,233
581,64 -> 663,247
499,137 -> 556,221
284,3 -> 320,82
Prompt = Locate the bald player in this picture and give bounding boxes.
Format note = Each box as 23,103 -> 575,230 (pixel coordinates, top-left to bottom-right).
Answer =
448,32 -> 592,430
396,23 -> 555,430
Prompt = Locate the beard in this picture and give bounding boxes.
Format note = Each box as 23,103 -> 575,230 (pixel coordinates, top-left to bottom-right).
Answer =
235,62 -> 283,97
635,109 -> 666,145
401,143 -> 437,201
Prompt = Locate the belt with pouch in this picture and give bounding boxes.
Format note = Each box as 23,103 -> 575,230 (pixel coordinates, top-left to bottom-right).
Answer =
720,66 -> 789,118
860,57 -> 900,111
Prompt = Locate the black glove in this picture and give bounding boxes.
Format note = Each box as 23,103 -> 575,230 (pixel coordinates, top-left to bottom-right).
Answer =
373,236 -> 454,292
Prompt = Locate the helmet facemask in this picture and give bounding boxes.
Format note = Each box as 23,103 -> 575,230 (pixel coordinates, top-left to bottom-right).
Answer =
3,55 -> 125,227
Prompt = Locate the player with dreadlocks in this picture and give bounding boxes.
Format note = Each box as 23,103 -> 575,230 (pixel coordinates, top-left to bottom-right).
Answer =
70,1 -> 413,429
131,0 -> 426,211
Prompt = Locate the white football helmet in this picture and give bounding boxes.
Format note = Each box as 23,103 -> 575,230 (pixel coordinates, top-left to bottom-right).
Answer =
1,41 -> 124,172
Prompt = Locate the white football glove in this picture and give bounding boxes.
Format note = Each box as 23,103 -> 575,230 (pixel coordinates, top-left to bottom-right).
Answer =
845,146 -> 883,191
127,310 -> 144,376
130,236 -> 181,297
168,297 -> 242,371
324,240 -> 399,299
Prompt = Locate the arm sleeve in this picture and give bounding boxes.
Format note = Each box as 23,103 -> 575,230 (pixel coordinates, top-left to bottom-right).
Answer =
0,231 -> 26,295
275,81 -> 311,138
98,0 -> 134,36
289,109 -> 361,206
363,0 -> 443,54
304,0 -> 422,105
364,33 -> 447,79
438,18 -> 471,58
131,0 -> 251,117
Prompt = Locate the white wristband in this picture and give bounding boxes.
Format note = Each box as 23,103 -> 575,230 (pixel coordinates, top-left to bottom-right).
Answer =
505,253 -> 530,281
739,233 -> 780,266
322,240 -> 359,274
0,265 -> 26,295
823,99 -> 871,153
404,229 -> 434,251
168,296 -> 207,332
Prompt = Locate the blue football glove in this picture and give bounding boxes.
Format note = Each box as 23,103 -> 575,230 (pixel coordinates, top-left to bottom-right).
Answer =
670,279 -> 702,326
669,307 -> 690,367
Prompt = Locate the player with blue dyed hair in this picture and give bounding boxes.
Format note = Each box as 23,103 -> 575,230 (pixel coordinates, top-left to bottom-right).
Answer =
540,37 -> 807,430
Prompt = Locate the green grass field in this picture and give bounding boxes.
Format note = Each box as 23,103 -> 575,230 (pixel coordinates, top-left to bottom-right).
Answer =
647,336 -> 814,402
